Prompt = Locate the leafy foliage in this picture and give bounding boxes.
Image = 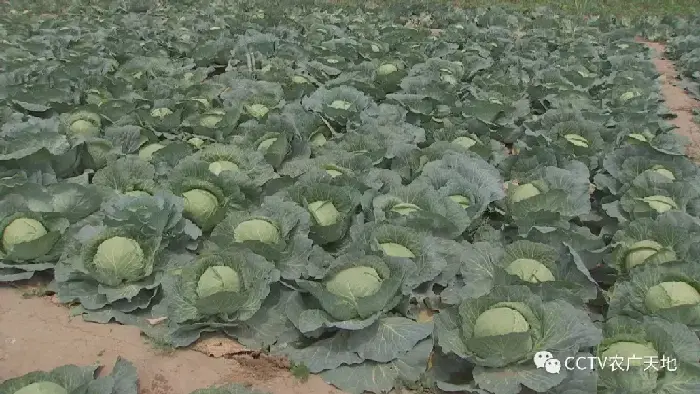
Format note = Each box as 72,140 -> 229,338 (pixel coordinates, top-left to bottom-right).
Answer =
3,2 -> 700,394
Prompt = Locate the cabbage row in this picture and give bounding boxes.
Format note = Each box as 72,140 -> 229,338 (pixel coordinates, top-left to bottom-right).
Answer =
3,2 -> 700,394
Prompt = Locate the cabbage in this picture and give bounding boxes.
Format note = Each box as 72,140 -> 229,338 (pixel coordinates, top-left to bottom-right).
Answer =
645,281 -> 700,312
379,242 -> 415,258
233,219 -> 280,244
208,160 -> 239,175
92,236 -> 145,282
511,183 -> 541,203
600,341 -> 658,367
196,265 -> 241,298
2,218 -> 48,252
308,200 -> 340,226
326,266 -> 383,298
138,143 -> 165,160
13,381 -> 68,394
506,258 -> 556,283
182,189 -> 219,227
473,306 -> 530,337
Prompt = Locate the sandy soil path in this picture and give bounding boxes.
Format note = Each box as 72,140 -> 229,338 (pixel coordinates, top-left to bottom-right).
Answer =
639,39 -> 700,161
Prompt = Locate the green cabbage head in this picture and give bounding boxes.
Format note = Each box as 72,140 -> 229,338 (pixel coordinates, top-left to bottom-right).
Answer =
645,281 -> 700,313
257,137 -> 278,152
92,236 -> 145,282
600,341 -> 658,368
13,381 -> 67,394
379,242 -> 415,258
68,111 -> 101,138
511,183 -> 542,203
505,258 -> 556,283
472,305 -> 531,337
651,166 -> 676,180
624,240 -> 677,270
329,100 -> 352,110
200,110 -> 225,128
377,63 -> 398,76
233,219 -> 280,245
138,143 -> 165,161
452,136 -> 477,149
182,189 -> 219,228
245,104 -> 270,119
641,195 -> 678,213
308,201 -> 340,227
449,195 -> 470,209
564,134 -> 590,148
208,160 -> 239,175
2,218 -> 48,252
326,266 -> 383,299
390,202 -> 422,216
196,265 -> 241,298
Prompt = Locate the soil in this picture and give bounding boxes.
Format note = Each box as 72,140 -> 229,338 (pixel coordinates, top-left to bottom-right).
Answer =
0,285 -> 345,394
638,39 -> 700,161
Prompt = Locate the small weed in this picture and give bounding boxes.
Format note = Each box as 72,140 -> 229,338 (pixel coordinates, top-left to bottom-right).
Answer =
289,361 -> 310,382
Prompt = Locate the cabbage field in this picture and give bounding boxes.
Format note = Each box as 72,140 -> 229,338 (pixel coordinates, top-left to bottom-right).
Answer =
2,1 -> 700,393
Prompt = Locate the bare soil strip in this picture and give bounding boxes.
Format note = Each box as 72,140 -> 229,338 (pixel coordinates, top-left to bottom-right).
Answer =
639,39 -> 700,161
0,287 -> 344,394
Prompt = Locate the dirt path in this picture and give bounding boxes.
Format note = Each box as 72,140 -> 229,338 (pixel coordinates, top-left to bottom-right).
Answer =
0,287 -> 344,394
639,39 -> 700,161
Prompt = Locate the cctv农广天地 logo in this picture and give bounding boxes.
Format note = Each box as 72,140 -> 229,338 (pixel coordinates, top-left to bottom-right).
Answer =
533,351 -> 678,374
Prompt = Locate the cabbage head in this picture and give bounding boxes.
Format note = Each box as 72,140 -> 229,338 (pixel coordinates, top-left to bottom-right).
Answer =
164,250 -> 278,331
435,285 -> 601,391
645,281 -> 700,312
183,189 -> 219,228
294,255 -> 407,322
2,218 -> 48,252
138,143 -> 165,161
596,317 -> 700,393
623,240 -> 677,270
510,183 -> 543,203
233,219 -> 281,245
67,111 -> 101,138
505,258 -> 556,283
14,382 -> 67,394
89,235 -> 147,285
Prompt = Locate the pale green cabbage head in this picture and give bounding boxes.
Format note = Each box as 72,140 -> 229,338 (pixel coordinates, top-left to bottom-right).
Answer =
651,166 -> 676,180
645,281 -> 700,312
2,218 -> 48,252
93,236 -> 145,281
208,160 -> 239,175
379,242 -> 415,258
200,112 -> 224,128
291,75 -> 309,84
196,265 -> 241,298
564,133 -> 590,148
138,143 -> 165,161
257,137 -> 278,152
233,219 -> 280,244
452,136 -> 477,149
326,266 -> 383,299
13,381 -> 68,394
246,104 -> 270,119
188,137 -> 205,148
472,306 -> 530,337
449,195 -> 470,209
641,195 -> 678,213
506,258 -> 556,283
601,341 -> 658,367
182,189 -> 219,226
308,201 -> 340,226
377,63 -> 398,76
390,202 -> 421,216
68,111 -> 101,138
329,100 -> 352,110
150,107 -> 173,119
511,183 -> 541,203
624,240 -> 677,270
124,190 -> 151,198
